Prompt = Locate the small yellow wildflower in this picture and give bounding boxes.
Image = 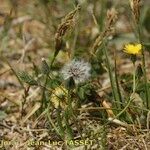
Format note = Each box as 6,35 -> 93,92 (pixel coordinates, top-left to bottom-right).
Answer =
124,43 -> 142,55
50,86 -> 76,109
50,86 -> 67,108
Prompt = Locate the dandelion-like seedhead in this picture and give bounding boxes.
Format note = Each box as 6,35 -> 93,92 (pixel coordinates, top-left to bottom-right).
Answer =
61,59 -> 91,84
123,43 -> 142,55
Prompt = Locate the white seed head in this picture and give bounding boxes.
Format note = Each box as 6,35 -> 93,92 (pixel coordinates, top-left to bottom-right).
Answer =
61,59 -> 91,84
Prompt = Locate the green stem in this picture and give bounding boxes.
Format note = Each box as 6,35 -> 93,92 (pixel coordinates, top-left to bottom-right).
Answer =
41,75 -> 48,111
104,97 -> 133,127
103,43 -> 121,109
114,57 -> 123,107
67,89 -> 73,114
98,0 -> 106,31
133,62 -> 136,93
137,23 -> 149,109
141,51 -> 149,109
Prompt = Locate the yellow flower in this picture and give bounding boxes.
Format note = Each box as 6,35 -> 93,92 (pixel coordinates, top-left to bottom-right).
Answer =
124,43 -> 142,55
50,86 -> 76,109
50,86 -> 67,108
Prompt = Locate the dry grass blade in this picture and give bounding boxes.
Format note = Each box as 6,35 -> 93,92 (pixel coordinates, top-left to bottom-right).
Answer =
108,117 -> 130,128
102,100 -> 115,118
21,102 -> 41,125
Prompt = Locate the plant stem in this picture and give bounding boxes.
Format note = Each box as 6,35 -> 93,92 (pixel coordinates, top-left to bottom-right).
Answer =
102,43 -> 121,110
114,55 -> 123,107
98,0 -> 106,31
141,51 -> 149,109
104,97 -> 133,127
137,23 -> 149,109
41,75 -> 48,111
133,62 -> 136,93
